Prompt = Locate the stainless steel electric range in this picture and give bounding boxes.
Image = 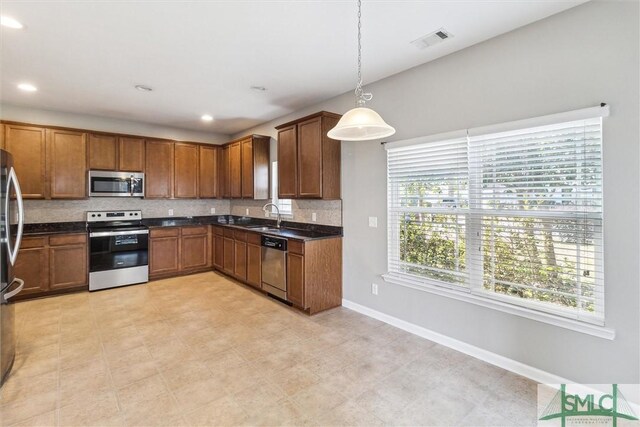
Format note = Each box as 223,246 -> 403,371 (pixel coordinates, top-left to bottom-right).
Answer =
87,210 -> 149,291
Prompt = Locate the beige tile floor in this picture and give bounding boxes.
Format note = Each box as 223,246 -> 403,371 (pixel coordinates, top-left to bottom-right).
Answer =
0,272 -> 539,426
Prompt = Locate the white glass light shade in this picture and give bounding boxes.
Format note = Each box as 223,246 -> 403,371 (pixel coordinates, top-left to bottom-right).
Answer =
327,107 -> 396,141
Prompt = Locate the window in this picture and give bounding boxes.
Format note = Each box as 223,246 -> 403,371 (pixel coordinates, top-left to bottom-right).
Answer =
386,107 -> 605,325
271,161 -> 292,215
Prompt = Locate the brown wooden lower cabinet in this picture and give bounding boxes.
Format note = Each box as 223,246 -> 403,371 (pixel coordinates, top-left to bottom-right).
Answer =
181,226 -> 211,271
213,227 -> 224,270
222,236 -> 234,275
149,226 -> 212,280
246,233 -> 261,289
14,233 -> 88,300
285,238 -> 342,314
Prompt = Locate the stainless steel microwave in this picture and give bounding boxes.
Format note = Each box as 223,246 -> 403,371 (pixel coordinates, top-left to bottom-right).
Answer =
89,171 -> 144,197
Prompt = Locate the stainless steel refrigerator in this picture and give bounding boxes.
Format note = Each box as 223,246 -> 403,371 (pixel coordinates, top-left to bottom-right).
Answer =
1,149 -> 25,386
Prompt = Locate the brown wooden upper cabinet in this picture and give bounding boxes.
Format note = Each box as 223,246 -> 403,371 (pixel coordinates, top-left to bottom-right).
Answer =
145,140 -> 174,198
118,137 -> 145,172
47,129 -> 88,199
229,141 -> 242,198
219,145 -> 230,198
199,145 -> 219,198
3,124 -> 48,199
88,134 -> 145,172
219,135 -> 270,200
174,142 -> 199,198
275,111 -> 341,199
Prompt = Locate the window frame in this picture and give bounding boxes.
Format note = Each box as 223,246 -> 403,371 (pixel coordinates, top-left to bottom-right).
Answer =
383,106 -> 613,339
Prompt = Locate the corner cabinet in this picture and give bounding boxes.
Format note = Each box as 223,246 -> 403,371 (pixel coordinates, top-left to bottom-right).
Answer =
218,135 -> 270,200
275,111 -> 341,200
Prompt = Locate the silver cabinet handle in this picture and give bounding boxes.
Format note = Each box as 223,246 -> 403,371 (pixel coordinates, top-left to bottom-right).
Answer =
5,167 -> 24,266
4,278 -> 24,301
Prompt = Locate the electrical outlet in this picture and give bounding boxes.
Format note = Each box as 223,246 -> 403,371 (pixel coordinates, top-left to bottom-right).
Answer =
368,216 -> 378,228
311,212 -> 317,222
168,209 -> 174,216
210,207 -> 216,214
264,210 -> 270,217
371,283 -> 379,295
245,208 -> 250,216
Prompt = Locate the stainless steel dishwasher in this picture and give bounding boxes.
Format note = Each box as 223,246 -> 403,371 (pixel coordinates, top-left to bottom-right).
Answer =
261,235 -> 287,299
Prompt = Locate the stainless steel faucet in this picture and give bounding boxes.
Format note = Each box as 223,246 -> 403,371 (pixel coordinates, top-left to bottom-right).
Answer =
262,203 -> 282,228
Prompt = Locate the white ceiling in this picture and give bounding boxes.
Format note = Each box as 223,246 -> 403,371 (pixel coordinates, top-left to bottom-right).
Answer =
0,0 -> 587,135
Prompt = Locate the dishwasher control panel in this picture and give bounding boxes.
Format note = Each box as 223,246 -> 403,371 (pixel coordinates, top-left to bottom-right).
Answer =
261,235 -> 287,251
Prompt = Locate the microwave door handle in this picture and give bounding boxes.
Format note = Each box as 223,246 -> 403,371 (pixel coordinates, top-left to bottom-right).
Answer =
5,167 -> 24,266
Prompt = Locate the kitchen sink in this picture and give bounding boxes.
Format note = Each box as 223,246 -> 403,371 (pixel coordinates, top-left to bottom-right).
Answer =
245,226 -> 282,232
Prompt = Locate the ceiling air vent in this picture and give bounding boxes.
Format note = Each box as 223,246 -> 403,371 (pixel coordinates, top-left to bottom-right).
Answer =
411,28 -> 453,50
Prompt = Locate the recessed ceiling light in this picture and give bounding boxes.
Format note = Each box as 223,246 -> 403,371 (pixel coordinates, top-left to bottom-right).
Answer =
250,86 -> 267,92
134,85 -> 153,92
17,83 -> 37,92
1,16 -> 23,29
201,114 -> 213,122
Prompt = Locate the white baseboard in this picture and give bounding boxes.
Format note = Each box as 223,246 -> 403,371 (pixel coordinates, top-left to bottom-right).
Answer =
342,298 -> 573,385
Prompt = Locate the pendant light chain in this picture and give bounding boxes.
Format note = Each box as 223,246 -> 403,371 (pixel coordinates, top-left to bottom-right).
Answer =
355,0 -> 372,107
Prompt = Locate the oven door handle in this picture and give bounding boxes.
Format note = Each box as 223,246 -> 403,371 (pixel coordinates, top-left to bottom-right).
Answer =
89,229 -> 149,237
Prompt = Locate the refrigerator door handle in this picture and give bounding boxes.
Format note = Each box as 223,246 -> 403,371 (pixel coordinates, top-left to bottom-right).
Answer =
5,167 -> 25,266
4,278 -> 24,301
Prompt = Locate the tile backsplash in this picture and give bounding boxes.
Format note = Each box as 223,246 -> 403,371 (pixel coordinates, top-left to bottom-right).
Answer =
230,199 -> 342,226
23,199 -> 231,223
23,198 -> 342,226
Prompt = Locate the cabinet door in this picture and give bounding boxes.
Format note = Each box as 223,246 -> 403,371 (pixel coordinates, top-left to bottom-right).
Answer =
174,143 -> 199,198
223,237 -> 234,274
241,138 -> 253,199
246,243 -> 261,289
49,240 -> 87,290
181,234 -> 209,270
4,125 -> 47,199
287,253 -> 305,308
145,140 -> 174,198
199,145 -> 218,198
219,145 -> 230,198
214,234 -> 224,270
13,243 -> 49,296
149,236 -> 180,275
118,137 -> 145,172
88,133 -> 117,170
229,142 -> 242,198
234,240 -> 247,281
277,125 -> 297,198
297,117 -> 323,198
47,129 -> 87,199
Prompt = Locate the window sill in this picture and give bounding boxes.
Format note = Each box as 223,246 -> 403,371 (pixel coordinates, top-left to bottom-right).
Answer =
381,273 -> 615,340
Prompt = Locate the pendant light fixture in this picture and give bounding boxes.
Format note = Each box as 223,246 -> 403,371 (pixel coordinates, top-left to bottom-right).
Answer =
327,0 -> 395,141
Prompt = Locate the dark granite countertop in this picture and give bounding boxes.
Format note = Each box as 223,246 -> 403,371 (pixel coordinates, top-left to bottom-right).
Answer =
144,215 -> 342,241
23,216 -> 342,241
23,221 -> 87,236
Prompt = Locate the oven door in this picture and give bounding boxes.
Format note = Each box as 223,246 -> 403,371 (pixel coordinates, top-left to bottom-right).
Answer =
89,229 -> 149,273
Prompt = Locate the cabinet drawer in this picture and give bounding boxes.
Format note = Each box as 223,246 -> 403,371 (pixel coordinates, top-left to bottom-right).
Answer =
288,239 -> 304,255
150,227 -> 180,238
181,225 -> 209,236
49,233 -> 87,246
246,232 -> 261,245
21,236 -> 47,248
233,231 -> 247,242
223,228 -> 234,238
214,226 -> 224,236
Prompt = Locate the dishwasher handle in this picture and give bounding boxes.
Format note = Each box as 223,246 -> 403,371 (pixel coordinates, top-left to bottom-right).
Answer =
261,235 -> 287,251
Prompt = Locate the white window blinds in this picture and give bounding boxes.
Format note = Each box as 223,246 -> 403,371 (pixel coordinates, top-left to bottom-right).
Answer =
386,107 -> 606,324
